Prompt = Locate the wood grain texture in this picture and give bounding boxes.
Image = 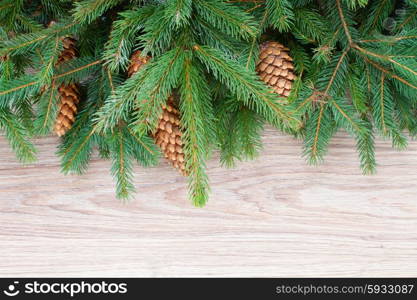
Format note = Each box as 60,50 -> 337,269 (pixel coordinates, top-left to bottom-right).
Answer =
0,128 -> 416,277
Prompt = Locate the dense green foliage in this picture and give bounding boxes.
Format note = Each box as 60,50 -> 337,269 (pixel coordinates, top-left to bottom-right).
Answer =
0,0 -> 416,206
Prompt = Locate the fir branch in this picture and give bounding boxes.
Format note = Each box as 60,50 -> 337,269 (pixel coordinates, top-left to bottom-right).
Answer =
265,0 -> 294,32
103,6 -> 155,71
38,37 -> 62,85
330,97 -> 375,175
322,48 -> 350,96
34,81 -> 59,135
347,69 -> 368,113
379,74 -> 387,134
245,7 -> 268,69
193,15 -> 244,57
59,127 -> 96,174
1,0 -> 416,206
294,8 -> 329,44
331,100 -> 361,133
219,105 -> 263,167
311,104 -> 325,161
72,0 -> 123,25
0,74 -> 41,107
54,57 -> 102,82
179,53 -> 215,206
109,127 -> 135,200
355,119 -> 376,174
0,58 -> 100,107
362,56 -> 417,90
336,0 -> 353,45
362,0 -> 394,33
303,103 -> 335,164
139,3 -> 189,56
0,107 -> 36,163
359,35 -> 417,43
193,0 -> 258,41
58,67 -> 131,175
372,73 -> 407,149
342,0 -> 369,10
0,22 -> 75,56
353,45 -> 417,77
166,0 -> 193,27
127,127 -> 158,158
313,27 -> 341,63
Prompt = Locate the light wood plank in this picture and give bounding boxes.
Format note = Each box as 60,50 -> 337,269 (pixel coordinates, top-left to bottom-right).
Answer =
0,128 -> 416,277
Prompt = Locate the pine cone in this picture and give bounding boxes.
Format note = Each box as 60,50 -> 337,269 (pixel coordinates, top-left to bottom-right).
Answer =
54,83 -> 80,137
256,41 -> 296,97
57,37 -> 78,64
127,51 -> 187,175
127,50 -> 151,77
53,37 -> 79,136
154,95 -> 186,175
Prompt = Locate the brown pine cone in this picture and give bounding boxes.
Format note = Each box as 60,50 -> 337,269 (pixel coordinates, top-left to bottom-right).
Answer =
256,41 -> 296,97
57,37 -> 78,64
154,95 -> 186,175
54,84 -> 80,137
127,50 -> 151,77
53,37 -> 79,137
127,51 -> 187,175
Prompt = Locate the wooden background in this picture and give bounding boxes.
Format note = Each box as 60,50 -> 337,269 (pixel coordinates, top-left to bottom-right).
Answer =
0,128 -> 416,277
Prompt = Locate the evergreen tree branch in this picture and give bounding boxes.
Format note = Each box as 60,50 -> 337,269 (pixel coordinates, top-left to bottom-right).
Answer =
0,59 -> 101,107
127,127 -> 156,156
54,58 -> 102,81
60,128 -> 96,174
353,44 -> 417,77
193,0 -> 258,40
109,127 -> 135,199
72,0 -> 123,25
323,48 -> 350,96
336,0 -> 353,45
371,72 -> 407,149
359,35 -> 417,43
0,22 -> 75,56
311,103 -> 325,160
303,103 -> 335,164
265,0 -> 294,32
103,6 -> 155,71
179,53 -> 214,206
0,107 -> 36,163
362,56 -> 417,90
34,81 -> 58,135
245,8 -> 267,69
38,37 -> 62,85
330,96 -> 375,174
